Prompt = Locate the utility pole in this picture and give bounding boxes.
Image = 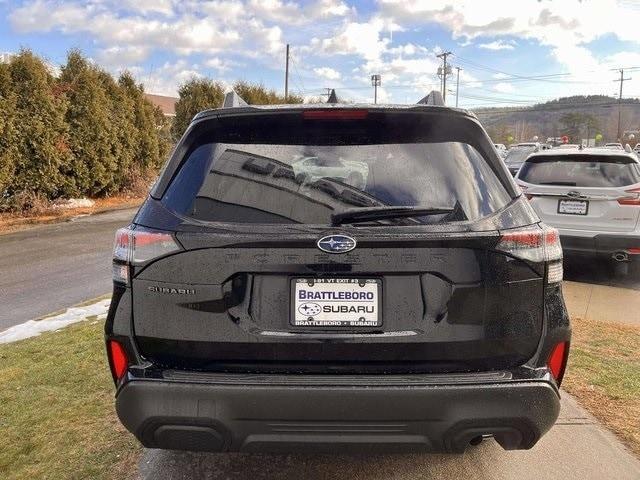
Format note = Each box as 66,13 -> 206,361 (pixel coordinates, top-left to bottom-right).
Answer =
284,44 -> 290,101
436,51 -> 452,103
455,66 -> 461,108
615,68 -> 631,141
371,74 -> 381,104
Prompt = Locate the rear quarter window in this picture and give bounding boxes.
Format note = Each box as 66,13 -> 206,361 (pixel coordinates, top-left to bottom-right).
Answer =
518,154 -> 640,187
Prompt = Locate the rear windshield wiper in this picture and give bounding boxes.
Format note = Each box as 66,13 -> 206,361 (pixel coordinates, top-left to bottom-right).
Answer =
331,206 -> 455,225
538,181 -> 577,186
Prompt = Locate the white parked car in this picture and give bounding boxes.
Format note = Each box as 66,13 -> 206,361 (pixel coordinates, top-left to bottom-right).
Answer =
515,148 -> 640,276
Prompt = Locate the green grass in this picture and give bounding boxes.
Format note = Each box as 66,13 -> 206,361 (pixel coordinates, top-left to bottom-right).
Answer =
563,317 -> 640,457
0,320 -> 141,480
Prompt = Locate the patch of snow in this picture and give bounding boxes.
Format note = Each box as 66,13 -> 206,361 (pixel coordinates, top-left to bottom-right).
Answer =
53,198 -> 95,209
0,298 -> 111,344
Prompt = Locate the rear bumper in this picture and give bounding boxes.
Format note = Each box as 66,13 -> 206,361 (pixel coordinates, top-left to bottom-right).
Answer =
115,372 -> 561,453
559,232 -> 640,260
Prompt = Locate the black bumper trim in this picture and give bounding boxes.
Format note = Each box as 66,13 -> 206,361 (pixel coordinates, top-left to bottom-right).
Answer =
161,370 -> 513,386
560,233 -> 640,257
115,376 -> 560,453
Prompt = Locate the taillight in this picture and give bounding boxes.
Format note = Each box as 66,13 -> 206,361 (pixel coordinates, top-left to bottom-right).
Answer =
547,341 -> 569,385
496,226 -> 563,283
617,187 -> 640,206
113,226 -> 180,284
107,340 -> 129,382
627,248 -> 640,254
302,109 -> 368,120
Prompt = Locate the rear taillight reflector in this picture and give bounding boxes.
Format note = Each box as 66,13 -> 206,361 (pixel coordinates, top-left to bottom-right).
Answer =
627,248 -> 640,254
303,110 -> 368,120
107,340 -> 129,382
497,226 -> 563,282
112,226 -> 180,283
547,341 -> 569,385
618,187 -> 640,206
497,227 -> 562,262
547,260 -> 564,284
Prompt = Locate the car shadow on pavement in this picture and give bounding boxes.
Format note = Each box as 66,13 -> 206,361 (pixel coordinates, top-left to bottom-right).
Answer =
138,443 -> 496,480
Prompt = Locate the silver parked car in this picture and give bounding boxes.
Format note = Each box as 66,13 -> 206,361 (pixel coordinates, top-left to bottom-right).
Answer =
515,148 -> 640,276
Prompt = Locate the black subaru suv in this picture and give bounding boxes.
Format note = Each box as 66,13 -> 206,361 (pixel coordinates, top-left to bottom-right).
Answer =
105,98 -> 570,454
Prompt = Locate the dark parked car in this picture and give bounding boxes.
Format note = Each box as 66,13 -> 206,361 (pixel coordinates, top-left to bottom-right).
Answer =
105,99 -> 570,454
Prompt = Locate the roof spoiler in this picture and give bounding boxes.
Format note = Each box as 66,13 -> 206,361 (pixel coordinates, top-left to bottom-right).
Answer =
417,90 -> 444,106
221,91 -> 248,108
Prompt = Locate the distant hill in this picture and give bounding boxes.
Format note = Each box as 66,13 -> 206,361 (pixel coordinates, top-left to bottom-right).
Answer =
473,95 -> 640,144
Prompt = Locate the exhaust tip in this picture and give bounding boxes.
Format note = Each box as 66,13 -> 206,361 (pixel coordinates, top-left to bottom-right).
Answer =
612,251 -> 629,262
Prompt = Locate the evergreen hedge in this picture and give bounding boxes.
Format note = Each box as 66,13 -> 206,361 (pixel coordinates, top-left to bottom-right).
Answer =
0,50 -> 306,212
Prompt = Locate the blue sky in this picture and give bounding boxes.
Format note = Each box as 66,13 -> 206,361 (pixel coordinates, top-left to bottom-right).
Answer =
2,0 -> 640,107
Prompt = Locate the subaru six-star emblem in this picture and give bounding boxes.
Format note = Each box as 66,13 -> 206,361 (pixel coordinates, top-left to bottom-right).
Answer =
317,235 -> 356,254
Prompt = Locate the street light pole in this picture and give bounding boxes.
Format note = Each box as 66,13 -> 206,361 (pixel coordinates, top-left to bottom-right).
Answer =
284,44 -> 290,101
371,74 -> 381,104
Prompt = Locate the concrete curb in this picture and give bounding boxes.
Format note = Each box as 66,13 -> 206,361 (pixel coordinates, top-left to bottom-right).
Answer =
563,281 -> 640,326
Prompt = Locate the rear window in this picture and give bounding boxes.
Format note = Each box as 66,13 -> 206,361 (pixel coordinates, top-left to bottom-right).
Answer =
518,154 -> 640,188
161,114 -> 512,225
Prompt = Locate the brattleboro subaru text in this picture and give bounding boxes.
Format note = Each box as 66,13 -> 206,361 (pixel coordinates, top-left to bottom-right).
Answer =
105,99 -> 570,454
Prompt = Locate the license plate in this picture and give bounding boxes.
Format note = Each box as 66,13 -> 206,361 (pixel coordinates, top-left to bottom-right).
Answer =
558,199 -> 589,215
292,278 -> 381,327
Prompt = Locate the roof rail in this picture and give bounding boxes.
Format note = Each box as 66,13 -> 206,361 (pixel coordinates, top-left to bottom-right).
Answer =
417,90 -> 444,106
327,89 -> 339,104
221,91 -> 248,108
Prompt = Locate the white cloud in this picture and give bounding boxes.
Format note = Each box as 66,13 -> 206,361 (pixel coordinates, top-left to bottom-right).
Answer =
119,0 -> 176,16
313,66 -> 341,80
204,57 -> 239,73
478,40 -> 514,51
97,45 -> 149,65
143,60 -> 204,96
311,16 -> 401,62
493,82 -> 515,93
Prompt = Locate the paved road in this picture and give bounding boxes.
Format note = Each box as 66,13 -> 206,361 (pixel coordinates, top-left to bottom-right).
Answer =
0,208 -> 136,330
138,393 -> 640,480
